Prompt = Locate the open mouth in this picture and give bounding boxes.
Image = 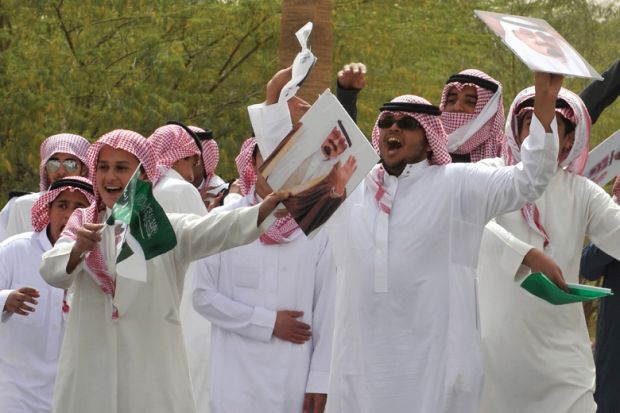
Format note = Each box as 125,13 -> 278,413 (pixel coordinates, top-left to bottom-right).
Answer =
104,186 -> 123,196
386,136 -> 403,150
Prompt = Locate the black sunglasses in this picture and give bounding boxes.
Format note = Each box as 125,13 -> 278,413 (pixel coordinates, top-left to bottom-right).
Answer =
377,116 -> 420,130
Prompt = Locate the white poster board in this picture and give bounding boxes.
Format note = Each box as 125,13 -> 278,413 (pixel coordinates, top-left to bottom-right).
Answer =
475,10 -> 603,80
584,129 -> 620,186
260,89 -> 379,236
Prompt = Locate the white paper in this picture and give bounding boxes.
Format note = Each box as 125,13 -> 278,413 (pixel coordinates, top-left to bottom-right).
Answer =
475,10 -> 603,80
279,22 -> 317,102
116,232 -> 147,283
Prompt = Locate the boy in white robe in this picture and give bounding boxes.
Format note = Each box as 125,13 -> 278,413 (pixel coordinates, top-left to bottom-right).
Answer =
39,129 -> 287,413
0,177 -> 94,412
253,69 -> 563,413
323,72 -> 562,413
0,133 -> 90,241
192,137 -> 336,413
478,87 -> 620,413
149,122 -> 212,412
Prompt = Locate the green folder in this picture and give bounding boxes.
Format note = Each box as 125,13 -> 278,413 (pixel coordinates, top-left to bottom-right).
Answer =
520,272 -> 613,305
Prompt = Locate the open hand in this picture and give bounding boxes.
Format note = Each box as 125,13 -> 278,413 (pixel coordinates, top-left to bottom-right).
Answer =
337,62 -> 367,90
3,287 -> 40,316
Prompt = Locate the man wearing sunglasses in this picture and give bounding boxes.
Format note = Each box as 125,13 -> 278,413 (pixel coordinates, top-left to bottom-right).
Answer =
0,133 -> 90,241
250,66 -> 562,412
324,72 -> 563,413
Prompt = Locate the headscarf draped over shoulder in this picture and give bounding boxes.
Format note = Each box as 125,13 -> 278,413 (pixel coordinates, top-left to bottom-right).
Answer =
59,129 -> 156,318
503,86 -> 591,175
439,69 -> 505,162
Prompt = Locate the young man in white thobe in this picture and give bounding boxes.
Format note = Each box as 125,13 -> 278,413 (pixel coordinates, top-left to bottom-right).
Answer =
0,177 -> 93,412
0,133 -> 90,241
477,86 -> 620,413
39,129 -> 287,413
322,72 -> 562,413
149,122 -> 213,413
192,136 -> 336,413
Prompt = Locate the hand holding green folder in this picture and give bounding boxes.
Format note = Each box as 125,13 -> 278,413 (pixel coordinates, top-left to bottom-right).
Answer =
520,272 -> 613,305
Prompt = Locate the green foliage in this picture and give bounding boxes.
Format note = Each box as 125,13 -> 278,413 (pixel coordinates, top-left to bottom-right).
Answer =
1,0 -> 620,207
333,0 -> 620,146
0,0 -> 281,201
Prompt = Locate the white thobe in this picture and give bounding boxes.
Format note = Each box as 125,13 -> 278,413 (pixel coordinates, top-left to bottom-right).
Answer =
0,230 -> 64,413
40,204 -> 270,413
477,159 -> 620,413
325,115 -> 559,413
192,196 -> 336,413
0,192 -> 40,241
153,169 -> 212,413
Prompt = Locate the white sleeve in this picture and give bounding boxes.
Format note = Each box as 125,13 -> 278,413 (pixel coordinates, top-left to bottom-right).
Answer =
247,100 -> 292,156
40,240 -> 82,290
460,114 -> 560,224
171,204 -> 275,266
481,220 -> 533,282
583,179 -> 620,260
0,198 -> 16,242
192,255 -> 276,342
305,235 -> 337,394
223,192 -> 243,206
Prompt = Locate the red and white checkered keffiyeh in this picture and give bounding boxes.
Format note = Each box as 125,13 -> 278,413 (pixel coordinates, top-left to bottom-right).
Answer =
39,133 -> 91,191
189,126 -> 220,185
31,176 -> 95,232
235,137 -> 301,244
149,124 -> 201,183
613,174 -> 620,204
61,129 -> 156,319
366,164 -> 393,215
371,95 -> 451,165
439,69 -> 505,162
503,87 -> 591,250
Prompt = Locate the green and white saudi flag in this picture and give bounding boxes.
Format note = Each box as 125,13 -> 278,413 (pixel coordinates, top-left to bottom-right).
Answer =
106,165 -> 177,282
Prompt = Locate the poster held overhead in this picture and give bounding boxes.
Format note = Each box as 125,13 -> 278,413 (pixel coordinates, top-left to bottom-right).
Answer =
475,10 -> 603,80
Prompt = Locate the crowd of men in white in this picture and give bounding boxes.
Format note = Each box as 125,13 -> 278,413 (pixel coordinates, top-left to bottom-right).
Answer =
1,58 -> 620,413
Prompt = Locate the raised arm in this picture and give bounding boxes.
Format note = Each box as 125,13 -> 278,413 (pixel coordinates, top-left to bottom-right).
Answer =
461,72 -> 562,222
336,62 -> 366,123
579,58 -> 620,125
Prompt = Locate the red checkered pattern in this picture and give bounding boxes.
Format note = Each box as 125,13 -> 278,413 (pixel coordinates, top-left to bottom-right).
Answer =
366,164 -> 392,215
503,87 -> 591,250
439,69 -> 504,162
189,126 -> 220,185
61,129 -> 156,319
371,95 -> 451,165
38,133 -> 90,191
235,137 -> 301,244
31,176 -> 95,232
148,124 -> 201,183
